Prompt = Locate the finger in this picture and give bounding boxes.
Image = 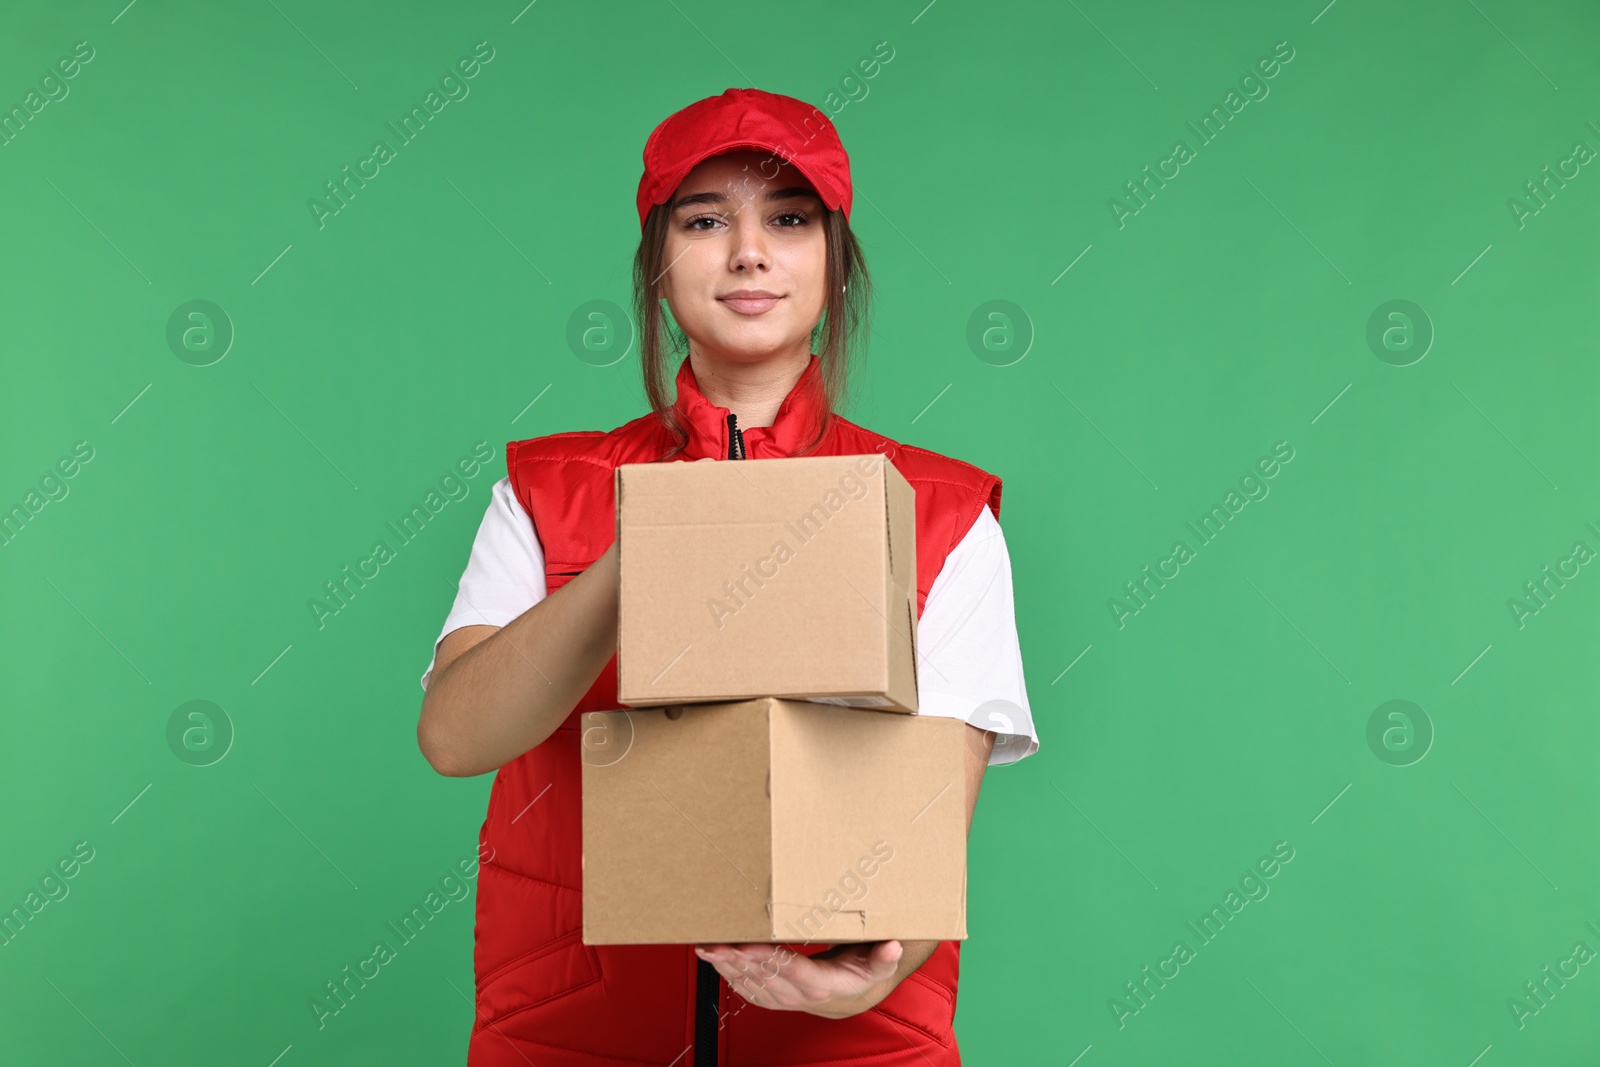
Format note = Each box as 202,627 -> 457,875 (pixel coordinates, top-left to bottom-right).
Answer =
715,958 -> 780,1008
730,942 -> 784,966
695,944 -> 748,966
701,949 -> 765,984
859,940 -> 903,985
697,943 -> 751,963
713,947 -> 811,1009
720,946 -> 789,987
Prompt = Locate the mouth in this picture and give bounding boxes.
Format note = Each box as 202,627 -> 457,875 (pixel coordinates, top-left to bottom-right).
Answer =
717,291 -> 783,316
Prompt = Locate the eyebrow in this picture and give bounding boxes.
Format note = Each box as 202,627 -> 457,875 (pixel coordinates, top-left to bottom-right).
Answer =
671,186 -> 822,212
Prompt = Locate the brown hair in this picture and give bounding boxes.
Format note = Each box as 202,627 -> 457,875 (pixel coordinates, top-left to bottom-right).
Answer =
631,201 -> 871,460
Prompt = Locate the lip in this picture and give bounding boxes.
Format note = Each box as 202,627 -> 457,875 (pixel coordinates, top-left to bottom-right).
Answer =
718,290 -> 783,315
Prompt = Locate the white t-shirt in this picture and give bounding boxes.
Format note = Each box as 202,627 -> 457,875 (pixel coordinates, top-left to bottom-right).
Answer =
422,477 -> 1040,766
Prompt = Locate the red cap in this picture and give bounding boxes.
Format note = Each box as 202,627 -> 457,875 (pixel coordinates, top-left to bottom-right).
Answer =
635,88 -> 852,232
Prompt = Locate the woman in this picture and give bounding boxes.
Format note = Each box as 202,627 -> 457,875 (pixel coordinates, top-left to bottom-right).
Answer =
417,88 -> 1038,1066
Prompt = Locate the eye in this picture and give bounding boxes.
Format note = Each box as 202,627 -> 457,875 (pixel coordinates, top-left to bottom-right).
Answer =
684,214 -> 724,232
773,210 -> 810,228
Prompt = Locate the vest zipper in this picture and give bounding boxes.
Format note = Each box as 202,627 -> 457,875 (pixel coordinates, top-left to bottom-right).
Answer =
694,956 -> 719,1067
699,410 -> 744,1066
695,409 -> 745,1067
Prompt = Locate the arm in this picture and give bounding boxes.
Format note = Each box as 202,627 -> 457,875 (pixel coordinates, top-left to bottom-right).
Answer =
696,724 -> 995,1018
417,540 -> 620,777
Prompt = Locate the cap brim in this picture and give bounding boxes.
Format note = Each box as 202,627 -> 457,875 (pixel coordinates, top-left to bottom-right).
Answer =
659,139 -> 842,212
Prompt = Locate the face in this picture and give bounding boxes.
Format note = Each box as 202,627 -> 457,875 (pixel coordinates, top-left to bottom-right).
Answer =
657,150 -> 828,366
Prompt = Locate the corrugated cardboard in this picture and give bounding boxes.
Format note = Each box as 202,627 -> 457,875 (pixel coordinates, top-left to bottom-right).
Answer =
581,698 -> 968,945
615,454 -> 919,713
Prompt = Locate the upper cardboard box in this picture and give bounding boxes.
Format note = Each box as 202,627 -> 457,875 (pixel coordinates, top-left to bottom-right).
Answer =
615,454 -> 918,713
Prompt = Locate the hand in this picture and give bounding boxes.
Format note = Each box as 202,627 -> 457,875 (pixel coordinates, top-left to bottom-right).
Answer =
694,940 -> 904,1019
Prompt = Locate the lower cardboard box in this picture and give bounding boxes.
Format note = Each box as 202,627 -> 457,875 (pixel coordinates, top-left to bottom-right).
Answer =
580,697 -> 968,945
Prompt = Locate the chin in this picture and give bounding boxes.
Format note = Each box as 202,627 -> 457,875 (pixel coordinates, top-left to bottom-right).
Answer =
708,323 -> 803,359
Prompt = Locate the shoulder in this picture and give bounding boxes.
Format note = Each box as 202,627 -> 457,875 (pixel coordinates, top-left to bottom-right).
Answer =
828,415 -> 1004,522
505,412 -> 666,476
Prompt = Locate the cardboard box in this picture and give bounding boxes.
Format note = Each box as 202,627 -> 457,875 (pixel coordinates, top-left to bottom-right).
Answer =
615,454 -> 919,713
581,697 -> 968,945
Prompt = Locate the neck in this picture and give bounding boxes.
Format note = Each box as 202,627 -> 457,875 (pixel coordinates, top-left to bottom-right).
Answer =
687,345 -> 812,429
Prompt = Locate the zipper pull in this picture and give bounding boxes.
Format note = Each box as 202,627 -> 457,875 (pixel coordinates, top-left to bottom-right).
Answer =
726,412 -> 746,460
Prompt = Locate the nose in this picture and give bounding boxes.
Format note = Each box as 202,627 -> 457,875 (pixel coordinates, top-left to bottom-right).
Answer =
727,209 -> 769,274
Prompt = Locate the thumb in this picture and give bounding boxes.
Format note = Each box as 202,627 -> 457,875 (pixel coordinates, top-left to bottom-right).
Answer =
872,940 -> 904,970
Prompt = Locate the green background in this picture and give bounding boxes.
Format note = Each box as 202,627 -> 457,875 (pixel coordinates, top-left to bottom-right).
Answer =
2,0 -> 1597,1062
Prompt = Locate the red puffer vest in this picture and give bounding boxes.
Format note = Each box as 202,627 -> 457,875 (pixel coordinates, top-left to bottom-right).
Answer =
467,353 -> 1002,1066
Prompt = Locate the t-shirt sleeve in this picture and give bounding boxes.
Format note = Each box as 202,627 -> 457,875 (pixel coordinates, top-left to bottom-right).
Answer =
419,476 -> 549,691
914,506 -> 1039,766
